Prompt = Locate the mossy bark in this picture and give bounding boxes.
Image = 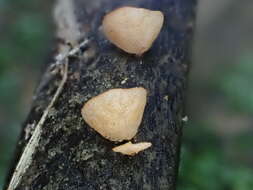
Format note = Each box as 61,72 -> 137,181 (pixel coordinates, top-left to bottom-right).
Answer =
5,0 -> 196,189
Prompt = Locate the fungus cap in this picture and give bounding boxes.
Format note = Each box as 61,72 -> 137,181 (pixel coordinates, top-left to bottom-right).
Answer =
113,142 -> 152,156
81,87 -> 147,141
102,6 -> 164,55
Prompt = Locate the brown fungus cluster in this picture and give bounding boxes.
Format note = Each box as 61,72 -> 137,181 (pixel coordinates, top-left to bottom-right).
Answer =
81,6 -> 165,155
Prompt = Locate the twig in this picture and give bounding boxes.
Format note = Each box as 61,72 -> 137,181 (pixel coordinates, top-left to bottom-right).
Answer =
35,39 -> 89,96
53,39 -> 90,67
7,60 -> 69,190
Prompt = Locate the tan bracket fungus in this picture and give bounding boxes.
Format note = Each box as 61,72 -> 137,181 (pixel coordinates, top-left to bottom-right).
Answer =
81,87 -> 147,141
102,6 -> 164,55
113,142 -> 152,156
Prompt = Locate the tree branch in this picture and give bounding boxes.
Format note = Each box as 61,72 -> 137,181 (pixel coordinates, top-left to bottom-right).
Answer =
5,0 -> 196,189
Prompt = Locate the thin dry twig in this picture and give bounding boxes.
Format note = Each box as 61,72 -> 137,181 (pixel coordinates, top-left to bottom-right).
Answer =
53,39 -> 90,67
7,60 -> 69,190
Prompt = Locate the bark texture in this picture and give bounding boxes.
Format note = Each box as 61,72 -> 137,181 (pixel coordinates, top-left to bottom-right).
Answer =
5,0 -> 196,189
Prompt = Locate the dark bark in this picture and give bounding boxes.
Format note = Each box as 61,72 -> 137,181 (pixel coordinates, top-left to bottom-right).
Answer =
5,0 -> 196,189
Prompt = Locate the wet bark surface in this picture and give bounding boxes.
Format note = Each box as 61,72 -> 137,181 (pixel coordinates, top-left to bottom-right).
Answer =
5,0 -> 196,189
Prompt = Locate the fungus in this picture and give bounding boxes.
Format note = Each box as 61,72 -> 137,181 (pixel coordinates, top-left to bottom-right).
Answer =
102,6 -> 164,55
81,87 -> 147,141
112,142 -> 152,156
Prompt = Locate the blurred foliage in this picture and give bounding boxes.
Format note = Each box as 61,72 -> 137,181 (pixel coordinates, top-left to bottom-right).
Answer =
0,0 -> 52,188
218,55 -> 253,114
178,122 -> 253,190
178,52 -> 253,189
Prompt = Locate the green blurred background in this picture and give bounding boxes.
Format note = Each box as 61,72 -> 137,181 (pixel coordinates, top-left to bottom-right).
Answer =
0,0 -> 253,189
